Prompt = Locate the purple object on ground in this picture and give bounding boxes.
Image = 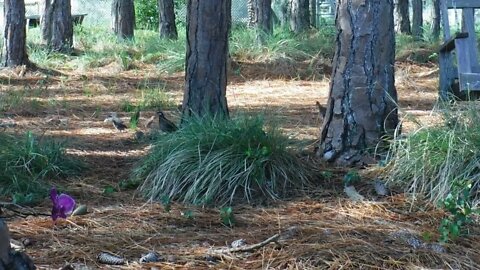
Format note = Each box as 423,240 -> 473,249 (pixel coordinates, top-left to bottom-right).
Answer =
50,187 -> 76,221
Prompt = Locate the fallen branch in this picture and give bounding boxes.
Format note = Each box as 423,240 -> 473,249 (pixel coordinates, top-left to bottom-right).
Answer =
210,234 -> 280,254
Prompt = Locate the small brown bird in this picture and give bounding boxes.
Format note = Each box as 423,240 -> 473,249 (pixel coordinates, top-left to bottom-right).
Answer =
157,111 -> 178,132
104,113 -> 128,131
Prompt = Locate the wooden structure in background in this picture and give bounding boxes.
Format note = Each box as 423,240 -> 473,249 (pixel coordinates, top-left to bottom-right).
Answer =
439,0 -> 480,100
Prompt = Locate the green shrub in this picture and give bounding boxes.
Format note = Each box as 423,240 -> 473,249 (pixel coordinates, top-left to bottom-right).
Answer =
135,0 -> 158,30
381,103 -> 480,207
0,131 -> 83,198
133,115 -> 312,206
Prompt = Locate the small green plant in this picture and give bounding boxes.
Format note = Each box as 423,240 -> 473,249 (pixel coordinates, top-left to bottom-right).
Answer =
129,109 -> 140,129
438,180 -> 478,242
119,179 -> 140,191
103,185 -> 117,195
138,85 -> 176,110
343,170 -> 360,186
181,209 -> 194,220
220,206 -> 235,227
0,131 -> 83,198
161,195 -> 171,212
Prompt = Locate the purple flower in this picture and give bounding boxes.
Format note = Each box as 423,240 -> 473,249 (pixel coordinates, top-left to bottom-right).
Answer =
50,187 -> 76,221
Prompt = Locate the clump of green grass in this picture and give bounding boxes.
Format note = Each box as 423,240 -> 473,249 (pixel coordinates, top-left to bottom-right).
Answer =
0,131 -> 83,198
381,103 -> 480,206
133,115 -> 312,206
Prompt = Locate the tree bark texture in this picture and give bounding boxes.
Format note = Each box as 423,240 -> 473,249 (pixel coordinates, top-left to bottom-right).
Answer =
0,220 -> 36,270
273,0 -> 289,28
40,0 -> 53,44
182,0 -> 230,119
50,0 -> 73,52
395,0 -> 411,34
310,0 -> 317,28
112,0 -> 135,40
158,0 -> 177,39
431,0 -> 440,40
412,0 -> 423,40
318,0 -> 398,166
247,0 -> 255,27
3,0 -> 30,67
290,0 -> 310,33
252,0 -> 273,44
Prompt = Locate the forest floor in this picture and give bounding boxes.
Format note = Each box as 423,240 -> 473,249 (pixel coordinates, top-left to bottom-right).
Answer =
1,59 -> 479,269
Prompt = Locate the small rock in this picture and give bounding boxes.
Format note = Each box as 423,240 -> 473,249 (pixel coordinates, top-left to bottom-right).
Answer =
71,205 -> 88,216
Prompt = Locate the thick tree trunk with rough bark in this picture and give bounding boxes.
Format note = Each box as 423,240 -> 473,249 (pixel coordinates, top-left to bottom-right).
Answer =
289,0 -> 309,33
251,0 -> 273,44
317,0 -> 398,166
412,0 -> 423,40
112,0 -> 135,40
0,220 -> 36,270
431,0 -> 440,40
3,0 -> 30,67
310,0 -> 316,28
40,0 -> 53,44
395,0 -> 411,34
273,0 -> 289,28
158,0 -> 177,39
182,0 -> 230,119
50,0 -> 73,52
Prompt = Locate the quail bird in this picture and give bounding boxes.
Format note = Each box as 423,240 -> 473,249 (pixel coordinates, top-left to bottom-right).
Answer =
104,113 -> 128,131
145,115 -> 156,129
157,111 -> 178,132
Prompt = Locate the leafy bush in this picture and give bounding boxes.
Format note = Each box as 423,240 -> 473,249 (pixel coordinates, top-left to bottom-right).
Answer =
133,115 -> 312,206
0,131 -> 83,198
135,0 -> 158,30
381,103 -> 480,207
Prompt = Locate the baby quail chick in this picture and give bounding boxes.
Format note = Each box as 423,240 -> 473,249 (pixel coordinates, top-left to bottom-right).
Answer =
104,113 -> 128,131
157,111 -> 178,132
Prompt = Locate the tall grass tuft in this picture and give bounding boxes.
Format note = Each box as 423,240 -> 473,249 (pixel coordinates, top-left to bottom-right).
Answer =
381,103 -> 480,206
0,131 -> 83,197
133,115 -> 312,206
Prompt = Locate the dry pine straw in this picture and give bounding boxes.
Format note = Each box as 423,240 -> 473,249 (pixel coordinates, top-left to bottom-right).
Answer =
6,193 -> 480,269
0,63 -> 476,269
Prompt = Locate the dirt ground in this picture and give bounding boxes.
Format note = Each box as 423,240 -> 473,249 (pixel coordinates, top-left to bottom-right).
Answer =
1,60 -> 479,269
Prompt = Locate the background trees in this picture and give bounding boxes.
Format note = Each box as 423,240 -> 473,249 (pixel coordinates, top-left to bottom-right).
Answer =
112,0 -> 135,40
318,0 -> 398,166
158,0 -> 177,39
3,0 -> 30,67
42,0 -> 74,52
395,0 -> 411,34
289,0 -> 310,33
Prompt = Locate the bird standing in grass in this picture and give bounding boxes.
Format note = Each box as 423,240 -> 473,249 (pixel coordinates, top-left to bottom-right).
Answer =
104,113 -> 128,131
157,111 -> 178,132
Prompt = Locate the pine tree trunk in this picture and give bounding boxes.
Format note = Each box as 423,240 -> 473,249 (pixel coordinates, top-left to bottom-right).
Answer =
395,0 -> 411,34
412,0 -> 423,40
3,0 -> 30,67
40,0 -> 53,44
50,0 -> 73,52
289,0 -> 309,33
317,0 -> 398,166
252,0 -> 273,44
310,0 -> 317,28
247,0 -> 255,27
158,0 -> 177,39
431,0 -> 440,40
182,0 -> 230,119
273,0 -> 289,28
112,0 -> 135,40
